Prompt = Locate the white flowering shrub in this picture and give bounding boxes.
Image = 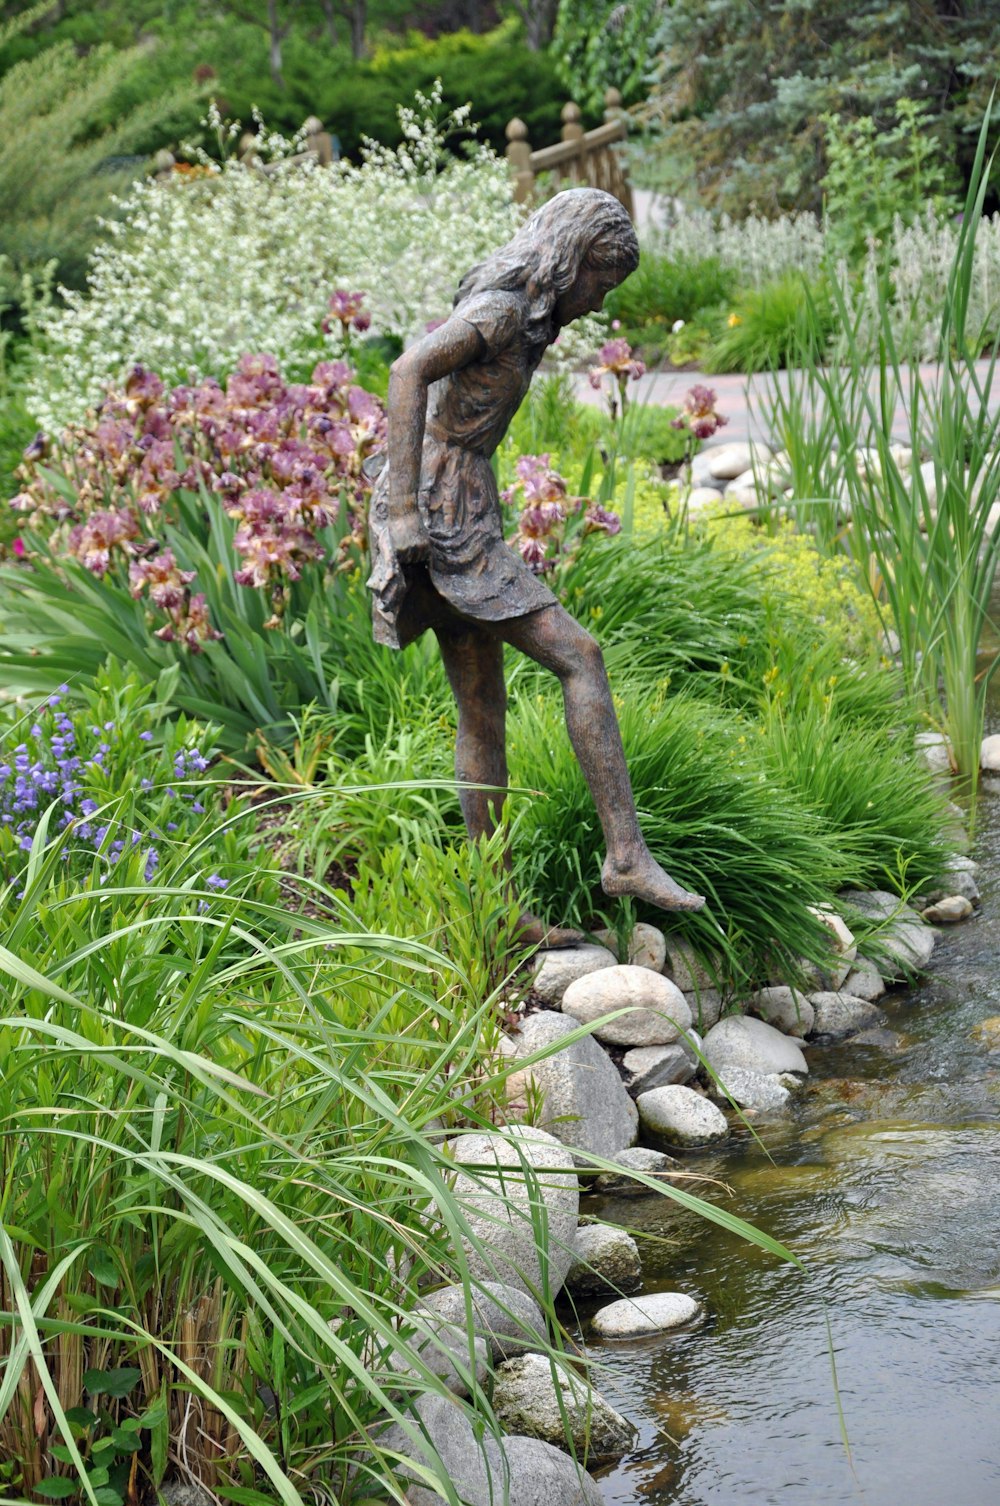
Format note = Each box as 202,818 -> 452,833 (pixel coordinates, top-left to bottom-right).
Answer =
659,207 -> 827,288
862,210 -> 1000,359
26,87 -> 525,430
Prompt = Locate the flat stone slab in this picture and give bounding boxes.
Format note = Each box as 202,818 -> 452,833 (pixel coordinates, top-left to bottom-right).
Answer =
561,966 -> 691,1046
592,1291 -> 701,1339
636,1084 -> 729,1148
531,944 -> 617,1006
622,1042 -> 697,1095
702,1015 -> 808,1076
492,1354 -> 637,1463
807,991 -> 888,1041
565,1224 -> 642,1296
592,1147 -> 681,1195
501,1011 -> 638,1162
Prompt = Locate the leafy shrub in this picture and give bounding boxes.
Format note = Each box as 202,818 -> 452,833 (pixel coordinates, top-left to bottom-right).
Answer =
702,275 -> 833,373
605,251 -> 736,334
24,89 -> 523,428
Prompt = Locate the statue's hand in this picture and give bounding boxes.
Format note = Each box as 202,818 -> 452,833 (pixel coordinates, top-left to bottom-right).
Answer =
388,503 -> 429,564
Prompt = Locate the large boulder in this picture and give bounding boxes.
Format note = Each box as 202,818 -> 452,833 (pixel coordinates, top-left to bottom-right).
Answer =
636,1085 -> 729,1148
702,1015 -> 808,1076
591,1292 -> 701,1339
492,1354 -> 637,1463
838,889 -> 936,977
564,1224 -> 642,1296
560,966 -> 691,1046
447,1126 -> 579,1299
530,944 -> 617,1006
374,1393 -> 604,1506
420,1281 -> 547,1363
592,921 -> 667,973
501,1011 -> 638,1162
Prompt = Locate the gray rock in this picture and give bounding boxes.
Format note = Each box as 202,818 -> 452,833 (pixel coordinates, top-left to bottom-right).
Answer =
565,1225 -> 642,1296
531,944 -> 617,1006
841,957 -> 887,1001
592,1147 -> 681,1194
838,889 -> 936,977
375,1392 -> 604,1506
945,855 -> 980,903
707,1066 -> 791,1113
915,730 -> 952,774
421,1281 -> 547,1363
447,1126 -> 579,1298
981,733 -> 1000,771
684,987 -> 723,1031
501,1012 -> 638,1163
807,991 -> 888,1041
702,1015 -> 808,1076
560,966 -> 691,1046
621,1042 -> 696,1095
492,1354 -> 637,1463
390,1317 -> 490,1397
636,1084 -> 729,1148
749,985 -> 814,1038
592,921 -> 666,972
685,484 -> 725,513
848,1027 -> 905,1050
707,440 -> 771,481
662,935 -> 717,994
591,1291 -> 701,1339
921,894 -> 973,924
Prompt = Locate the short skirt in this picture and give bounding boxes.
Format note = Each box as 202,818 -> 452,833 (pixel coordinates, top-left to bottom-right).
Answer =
367,438 -> 557,649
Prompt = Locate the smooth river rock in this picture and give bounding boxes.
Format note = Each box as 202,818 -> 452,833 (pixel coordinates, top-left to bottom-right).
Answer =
807,991 -> 888,1041
662,935 -> 717,994
702,1015 -> 808,1076
636,1085 -> 730,1148
838,889 -> 936,977
447,1126 -> 579,1298
565,1224 -> 642,1296
707,440 -> 772,480
492,1354 -> 638,1462
592,921 -> 667,972
921,894 -> 973,924
501,1011 -> 638,1162
748,985 -> 814,1038
707,1065 -> 792,1113
531,944 -> 617,1006
560,966 -> 692,1046
420,1280 -> 547,1363
841,957 -> 887,1002
375,1392 -> 604,1506
389,1315 -> 489,1397
684,987 -> 723,1031
592,1291 -> 701,1339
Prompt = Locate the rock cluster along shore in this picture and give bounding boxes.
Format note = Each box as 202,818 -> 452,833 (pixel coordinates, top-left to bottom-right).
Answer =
346,874 -> 986,1505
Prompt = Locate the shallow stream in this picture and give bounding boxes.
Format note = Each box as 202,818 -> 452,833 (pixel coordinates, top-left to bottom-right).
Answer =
586,736 -> 1000,1504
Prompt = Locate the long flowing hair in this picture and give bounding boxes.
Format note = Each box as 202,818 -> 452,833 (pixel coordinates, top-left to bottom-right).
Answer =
454,188 -> 639,348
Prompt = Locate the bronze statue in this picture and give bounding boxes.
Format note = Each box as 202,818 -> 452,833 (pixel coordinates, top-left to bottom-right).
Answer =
367,188 -> 705,944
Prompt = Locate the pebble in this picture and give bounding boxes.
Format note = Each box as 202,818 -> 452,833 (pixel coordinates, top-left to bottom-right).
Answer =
592,1291 -> 701,1339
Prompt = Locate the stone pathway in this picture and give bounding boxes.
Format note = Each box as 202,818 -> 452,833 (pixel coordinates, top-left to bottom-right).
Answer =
575,359 -> 1000,445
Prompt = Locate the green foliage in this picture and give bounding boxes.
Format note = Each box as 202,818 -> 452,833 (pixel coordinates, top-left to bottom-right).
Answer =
604,251 -> 735,348
642,0 -> 1000,218
821,97 -> 961,264
0,11 -> 196,300
551,0 -> 660,113
702,275 -> 833,374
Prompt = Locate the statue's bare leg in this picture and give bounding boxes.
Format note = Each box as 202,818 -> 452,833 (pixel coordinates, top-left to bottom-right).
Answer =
493,604 -> 705,912
434,619 -> 583,946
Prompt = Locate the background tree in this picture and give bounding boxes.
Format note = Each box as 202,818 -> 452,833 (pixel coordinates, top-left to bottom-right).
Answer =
552,0 -> 661,113
641,0 -> 1000,217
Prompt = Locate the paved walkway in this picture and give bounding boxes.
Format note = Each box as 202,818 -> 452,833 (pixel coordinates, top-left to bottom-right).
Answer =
575,360 -> 1000,445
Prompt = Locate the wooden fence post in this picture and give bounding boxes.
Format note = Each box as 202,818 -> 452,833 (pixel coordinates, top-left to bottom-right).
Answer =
505,117 -> 535,204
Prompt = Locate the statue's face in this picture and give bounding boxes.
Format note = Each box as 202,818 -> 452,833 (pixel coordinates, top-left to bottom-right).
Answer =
555,261 -> 622,325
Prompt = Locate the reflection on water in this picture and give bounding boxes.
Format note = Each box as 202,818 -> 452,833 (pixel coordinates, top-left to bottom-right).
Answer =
586,722 -> 1000,1504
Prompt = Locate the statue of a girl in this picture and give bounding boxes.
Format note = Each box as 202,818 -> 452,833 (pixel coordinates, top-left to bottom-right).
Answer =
367,188 -> 705,944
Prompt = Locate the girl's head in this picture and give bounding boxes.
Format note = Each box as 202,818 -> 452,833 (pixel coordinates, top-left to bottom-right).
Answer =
455,188 -> 639,344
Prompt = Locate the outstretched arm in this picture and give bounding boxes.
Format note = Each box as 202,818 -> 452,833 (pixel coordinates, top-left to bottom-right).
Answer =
387,315 -> 484,558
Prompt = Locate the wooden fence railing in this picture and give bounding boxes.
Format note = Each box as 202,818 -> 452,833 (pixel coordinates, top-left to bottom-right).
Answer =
505,89 -> 633,219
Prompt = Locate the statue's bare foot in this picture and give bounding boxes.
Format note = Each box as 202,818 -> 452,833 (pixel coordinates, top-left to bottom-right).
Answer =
515,910 -> 584,948
602,851 -> 705,912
